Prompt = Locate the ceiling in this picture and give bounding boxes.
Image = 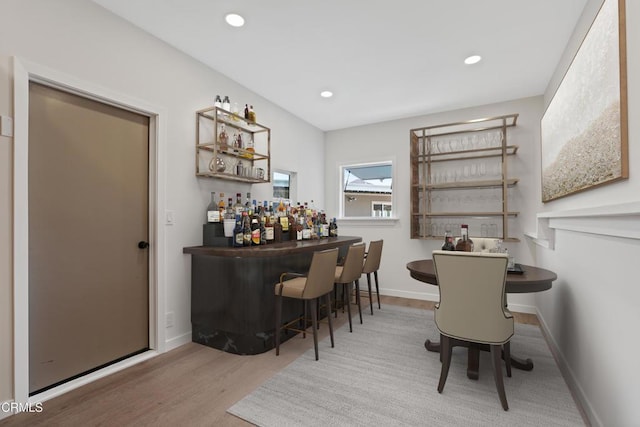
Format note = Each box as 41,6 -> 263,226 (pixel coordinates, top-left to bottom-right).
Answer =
91,0 -> 588,131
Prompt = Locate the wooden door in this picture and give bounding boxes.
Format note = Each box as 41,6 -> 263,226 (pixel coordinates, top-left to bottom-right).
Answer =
28,82 -> 150,394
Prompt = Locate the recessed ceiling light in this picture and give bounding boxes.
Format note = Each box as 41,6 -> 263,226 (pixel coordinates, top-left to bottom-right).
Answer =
225,13 -> 245,27
320,90 -> 333,98
464,55 -> 482,65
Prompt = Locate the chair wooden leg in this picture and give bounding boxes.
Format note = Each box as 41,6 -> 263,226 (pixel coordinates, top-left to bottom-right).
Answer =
491,344 -> 509,411
504,341 -> 512,378
374,271 -> 381,309
355,279 -> 363,324
333,285 -> 338,318
366,273 -> 374,315
275,294 -> 282,356
325,293 -> 334,348
310,299 -> 319,360
438,335 -> 453,393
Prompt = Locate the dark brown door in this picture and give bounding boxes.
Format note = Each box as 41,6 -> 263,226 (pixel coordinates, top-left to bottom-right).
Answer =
28,82 -> 150,394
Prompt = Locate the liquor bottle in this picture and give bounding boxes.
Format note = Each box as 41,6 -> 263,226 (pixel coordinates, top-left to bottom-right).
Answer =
441,229 -> 455,251
251,216 -> 261,245
219,124 -> 229,150
265,215 -> 275,243
244,136 -> 255,159
226,198 -> 234,218
206,192 -> 219,223
233,214 -> 243,247
455,224 -> 473,252
260,215 -> 267,245
244,104 -> 250,121
222,95 -> 230,111
273,214 -> 282,243
242,212 -> 252,246
232,102 -> 239,118
236,132 -> 243,151
218,192 -> 226,220
296,217 -> 303,241
244,192 -> 252,215
248,105 -> 256,122
234,193 -> 243,215
329,218 -> 338,237
321,212 -> 329,238
214,95 -> 222,109
302,216 -> 311,240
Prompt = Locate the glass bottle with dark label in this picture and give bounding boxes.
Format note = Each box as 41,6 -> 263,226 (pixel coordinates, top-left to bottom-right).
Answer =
251,216 -> 261,245
233,214 -> 243,247
242,212 -> 252,246
442,228 -> 455,251
329,218 -> 338,237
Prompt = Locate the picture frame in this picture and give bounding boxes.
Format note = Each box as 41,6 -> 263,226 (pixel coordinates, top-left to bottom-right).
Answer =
540,0 -> 628,202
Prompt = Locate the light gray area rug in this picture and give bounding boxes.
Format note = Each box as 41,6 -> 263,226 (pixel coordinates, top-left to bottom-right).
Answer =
228,305 -> 584,426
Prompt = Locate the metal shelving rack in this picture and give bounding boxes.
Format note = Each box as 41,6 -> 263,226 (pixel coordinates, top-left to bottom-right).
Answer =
410,113 -> 519,241
196,106 -> 271,183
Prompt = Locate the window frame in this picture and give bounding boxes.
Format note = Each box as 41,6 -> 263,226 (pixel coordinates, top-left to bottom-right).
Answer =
337,158 -> 398,223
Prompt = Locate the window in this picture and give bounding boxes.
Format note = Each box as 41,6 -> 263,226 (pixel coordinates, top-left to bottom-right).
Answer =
372,201 -> 393,217
340,161 -> 393,218
273,169 -> 297,203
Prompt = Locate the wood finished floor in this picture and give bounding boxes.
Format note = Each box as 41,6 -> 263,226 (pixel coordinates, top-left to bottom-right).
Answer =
1,296 -> 539,427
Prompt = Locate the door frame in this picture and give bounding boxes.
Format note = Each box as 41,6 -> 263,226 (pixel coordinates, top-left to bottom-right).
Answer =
12,57 -> 167,405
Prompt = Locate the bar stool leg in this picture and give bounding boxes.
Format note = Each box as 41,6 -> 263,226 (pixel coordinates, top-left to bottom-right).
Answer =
309,299 -> 319,360
355,279 -> 363,324
343,282 -> 353,332
366,273 -> 374,315
374,271 -> 381,309
325,293 -> 334,348
275,293 -> 282,356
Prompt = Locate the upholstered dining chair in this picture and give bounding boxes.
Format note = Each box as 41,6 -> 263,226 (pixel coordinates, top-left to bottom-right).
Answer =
274,248 -> 339,361
334,242 -> 366,333
362,239 -> 383,314
432,250 -> 513,411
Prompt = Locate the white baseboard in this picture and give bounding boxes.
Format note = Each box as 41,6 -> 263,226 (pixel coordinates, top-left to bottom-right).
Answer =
379,290 -> 536,314
165,331 -> 192,352
31,350 -> 158,404
380,289 -> 439,302
536,309 -> 600,427
0,400 -> 14,420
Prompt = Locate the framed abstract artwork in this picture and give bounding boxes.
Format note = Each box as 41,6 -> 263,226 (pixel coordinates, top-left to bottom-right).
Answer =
541,0 -> 628,202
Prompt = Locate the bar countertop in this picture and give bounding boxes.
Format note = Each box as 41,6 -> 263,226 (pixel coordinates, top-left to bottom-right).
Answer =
183,235 -> 362,258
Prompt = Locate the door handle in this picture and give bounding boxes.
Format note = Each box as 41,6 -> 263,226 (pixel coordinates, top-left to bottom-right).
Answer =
138,241 -> 149,249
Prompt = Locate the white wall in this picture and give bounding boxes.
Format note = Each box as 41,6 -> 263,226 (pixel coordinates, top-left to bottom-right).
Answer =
531,0 -> 640,425
0,0 -> 324,403
325,96 -> 543,313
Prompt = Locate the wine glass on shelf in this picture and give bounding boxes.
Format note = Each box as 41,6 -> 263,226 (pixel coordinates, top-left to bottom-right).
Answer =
479,162 -> 486,178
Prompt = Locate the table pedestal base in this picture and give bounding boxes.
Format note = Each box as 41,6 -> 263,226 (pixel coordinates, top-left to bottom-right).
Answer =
425,337 -> 533,380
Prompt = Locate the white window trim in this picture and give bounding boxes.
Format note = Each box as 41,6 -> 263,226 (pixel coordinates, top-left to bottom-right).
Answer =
337,157 -> 398,223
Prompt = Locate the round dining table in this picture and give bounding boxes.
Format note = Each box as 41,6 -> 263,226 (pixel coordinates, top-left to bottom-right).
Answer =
406,259 -> 557,379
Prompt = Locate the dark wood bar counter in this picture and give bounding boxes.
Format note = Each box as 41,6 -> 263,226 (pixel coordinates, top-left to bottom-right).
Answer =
183,236 -> 362,355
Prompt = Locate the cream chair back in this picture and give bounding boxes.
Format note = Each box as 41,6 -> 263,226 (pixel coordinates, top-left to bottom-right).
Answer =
432,250 -> 513,344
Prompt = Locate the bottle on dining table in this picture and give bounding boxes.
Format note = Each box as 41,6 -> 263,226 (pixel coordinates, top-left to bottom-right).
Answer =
441,228 -> 455,251
455,224 -> 474,252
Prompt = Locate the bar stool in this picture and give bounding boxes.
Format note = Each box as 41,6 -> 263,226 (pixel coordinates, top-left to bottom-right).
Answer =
362,239 -> 383,314
274,248 -> 339,361
334,242 -> 365,332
